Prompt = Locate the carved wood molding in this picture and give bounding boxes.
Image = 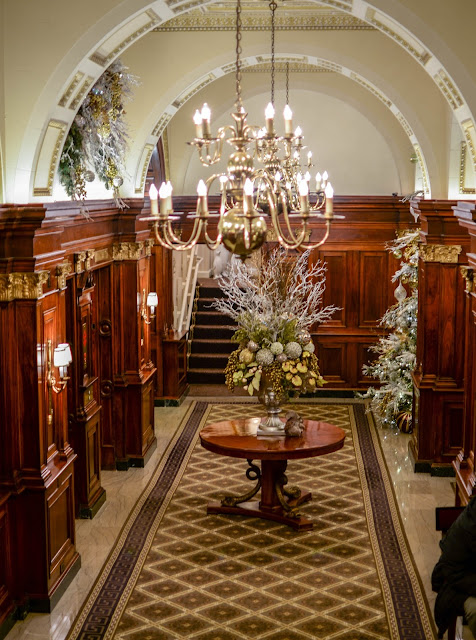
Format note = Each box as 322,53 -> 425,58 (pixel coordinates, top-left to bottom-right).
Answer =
0,272 -> 49,301
56,260 -> 73,290
74,250 -> 95,274
420,244 -> 462,263
461,266 -> 474,293
112,242 -> 144,261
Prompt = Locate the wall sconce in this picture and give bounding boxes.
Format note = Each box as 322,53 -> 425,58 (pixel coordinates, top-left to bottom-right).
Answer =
47,339 -> 73,393
141,289 -> 158,325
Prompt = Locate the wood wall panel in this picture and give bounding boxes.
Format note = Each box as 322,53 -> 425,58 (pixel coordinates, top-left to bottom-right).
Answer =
319,252 -> 347,328
410,199 -> 469,473
358,252 -> 388,327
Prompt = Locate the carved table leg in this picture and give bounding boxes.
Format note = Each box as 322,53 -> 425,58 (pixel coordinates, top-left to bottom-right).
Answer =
207,458 -> 313,530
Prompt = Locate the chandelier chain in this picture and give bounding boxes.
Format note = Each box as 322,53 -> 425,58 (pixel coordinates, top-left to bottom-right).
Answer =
286,62 -> 289,105
235,0 -> 243,110
270,0 -> 277,106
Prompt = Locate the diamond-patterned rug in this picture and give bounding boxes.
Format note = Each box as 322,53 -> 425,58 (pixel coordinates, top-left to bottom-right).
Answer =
67,400 -> 436,640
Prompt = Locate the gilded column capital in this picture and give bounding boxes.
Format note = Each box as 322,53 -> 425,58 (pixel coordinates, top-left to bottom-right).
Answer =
145,239 -> 154,257
75,251 -> 87,274
461,266 -> 475,293
0,272 -> 49,301
420,244 -> 462,263
113,242 -> 144,261
56,260 -> 73,290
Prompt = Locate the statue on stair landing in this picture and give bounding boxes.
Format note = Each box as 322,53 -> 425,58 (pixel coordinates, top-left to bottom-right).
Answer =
212,244 -> 230,278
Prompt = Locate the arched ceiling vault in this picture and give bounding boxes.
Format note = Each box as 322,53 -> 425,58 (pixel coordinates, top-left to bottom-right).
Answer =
131,54 -> 431,197
3,0 -> 473,201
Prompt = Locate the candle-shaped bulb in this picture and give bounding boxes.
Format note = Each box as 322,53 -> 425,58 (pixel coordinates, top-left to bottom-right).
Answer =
265,102 -> 275,134
159,182 -> 169,216
197,179 -> 207,197
322,170 -> 328,183
201,103 -> 211,136
149,183 -> 159,216
305,171 -> 311,182
274,171 -> 281,182
298,180 -> 309,197
197,179 -> 208,215
201,103 -> 211,122
307,150 -> 313,167
265,102 -> 275,119
244,178 -> 254,196
293,150 -> 300,160
295,126 -> 302,137
297,172 -> 302,183
299,178 -> 310,213
283,104 -> 293,135
325,181 -> 334,217
315,172 -> 322,185
193,109 -> 203,138
243,178 -> 254,213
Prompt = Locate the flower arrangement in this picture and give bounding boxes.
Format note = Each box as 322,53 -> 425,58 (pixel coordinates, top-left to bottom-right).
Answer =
214,247 -> 339,398
58,59 -> 137,202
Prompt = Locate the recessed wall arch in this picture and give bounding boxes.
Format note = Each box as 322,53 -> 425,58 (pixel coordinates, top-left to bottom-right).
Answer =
133,53 -> 431,197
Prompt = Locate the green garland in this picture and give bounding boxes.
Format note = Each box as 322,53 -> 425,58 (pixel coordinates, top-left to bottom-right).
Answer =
58,59 -> 136,200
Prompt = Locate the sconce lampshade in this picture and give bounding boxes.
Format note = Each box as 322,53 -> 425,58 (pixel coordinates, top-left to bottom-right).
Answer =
54,343 -> 73,367
147,292 -> 159,309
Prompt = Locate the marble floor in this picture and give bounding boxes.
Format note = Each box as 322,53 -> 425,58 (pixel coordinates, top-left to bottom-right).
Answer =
4,398 -> 456,640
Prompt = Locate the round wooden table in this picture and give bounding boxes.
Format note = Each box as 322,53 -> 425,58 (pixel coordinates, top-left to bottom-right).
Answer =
199,417 -> 346,531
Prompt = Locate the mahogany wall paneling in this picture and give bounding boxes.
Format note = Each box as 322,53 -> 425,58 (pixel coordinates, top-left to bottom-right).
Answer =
316,341 -> 347,386
317,251 -> 347,328
44,466 -> 78,607
112,249 -> 157,469
66,276 -> 105,519
358,251 -> 389,328
15,293 -> 79,610
162,332 -> 188,399
409,199 -> 468,472
96,265 -> 115,470
0,494 -> 13,635
152,245 -> 174,399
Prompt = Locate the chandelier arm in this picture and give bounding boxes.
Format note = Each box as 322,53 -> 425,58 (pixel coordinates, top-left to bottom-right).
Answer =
153,216 -> 203,251
163,219 -> 203,250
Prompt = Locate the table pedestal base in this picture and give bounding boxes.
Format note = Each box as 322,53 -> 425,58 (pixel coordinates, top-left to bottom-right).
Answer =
207,458 -> 314,531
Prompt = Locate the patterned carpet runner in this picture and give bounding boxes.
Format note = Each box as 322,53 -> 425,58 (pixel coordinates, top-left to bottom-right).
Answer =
67,400 -> 436,640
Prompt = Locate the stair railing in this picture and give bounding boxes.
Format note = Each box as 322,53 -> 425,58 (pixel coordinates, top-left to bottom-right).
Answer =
173,246 -> 203,335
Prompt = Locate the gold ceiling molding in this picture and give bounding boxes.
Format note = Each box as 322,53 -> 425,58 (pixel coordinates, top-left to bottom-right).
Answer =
33,119 -> 68,197
113,242 -> 144,261
162,129 -> 171,182
434,70 -> 464,111
420,244 -> 462,264
155,12 -> 372,31
0,272 -> 49,301
152,113 -> 172,138
90,9 -> 160,67
56,261 -> 73,290
461,266 -> 474,294
396,113 -> 414,139
172,73 -> 216,109
412,144 -> 430,195
135,144 -> 155,194
459,142 -> 476,195
70,76 -> 94,111
58,72 -> 84,108
462,119 -> 476,169
244,63 -> 333,73
365,9 -> 430,65
350,73 -> 392,108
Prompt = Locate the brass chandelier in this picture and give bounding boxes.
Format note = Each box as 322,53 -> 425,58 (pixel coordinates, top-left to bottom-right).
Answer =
145,0 -> 338,259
